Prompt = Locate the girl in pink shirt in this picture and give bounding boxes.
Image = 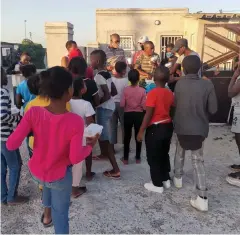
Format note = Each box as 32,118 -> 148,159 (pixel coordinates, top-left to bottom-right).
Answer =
7,67 -> 99,234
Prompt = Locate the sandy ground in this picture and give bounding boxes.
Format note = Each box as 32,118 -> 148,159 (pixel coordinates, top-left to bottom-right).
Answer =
1,125 -> 240,234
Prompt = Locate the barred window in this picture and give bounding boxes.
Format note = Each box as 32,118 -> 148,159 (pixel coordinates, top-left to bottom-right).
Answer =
160,36 -> 182,59
120,36 -> 134,58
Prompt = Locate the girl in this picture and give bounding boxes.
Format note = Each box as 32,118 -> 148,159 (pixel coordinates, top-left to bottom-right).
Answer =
7,66 -> 99,234
120,69 -> 146,164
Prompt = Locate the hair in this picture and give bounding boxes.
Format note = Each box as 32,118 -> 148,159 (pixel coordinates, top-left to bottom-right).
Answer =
27,74 -> 40,95
182,55 -> 201,75
40,66 -> 73,99
68,57 -> 87,76
166,43 -> 174,49
128,69 -> 140,85
154,66 -> 170,83
90,50 -> 107,66
20,52 -> 30,58
115,61 -> 127,74
144,41 -> 154,48
20,64 -> 36,78
65,40 -> 77,50
72,77 -> 85,97
110,33 -> 120,40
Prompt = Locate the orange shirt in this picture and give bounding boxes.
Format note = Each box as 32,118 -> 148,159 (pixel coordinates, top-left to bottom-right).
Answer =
146,87 -> 174,125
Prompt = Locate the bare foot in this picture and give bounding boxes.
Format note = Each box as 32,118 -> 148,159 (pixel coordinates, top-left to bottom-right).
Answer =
7,195 -> 29,205
72,186 -> 87,198
86,172 -> 96,181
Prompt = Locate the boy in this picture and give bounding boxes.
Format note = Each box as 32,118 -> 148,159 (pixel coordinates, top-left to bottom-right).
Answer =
70,78 -> 96,196
90,49 -> 120,179
173,55 -> 217,211
111,61 -> 128,149
1,67 -> 29,205
137,66 -> 174,193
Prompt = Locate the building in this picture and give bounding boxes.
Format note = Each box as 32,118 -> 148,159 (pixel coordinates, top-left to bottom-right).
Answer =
95,8 -> 240,70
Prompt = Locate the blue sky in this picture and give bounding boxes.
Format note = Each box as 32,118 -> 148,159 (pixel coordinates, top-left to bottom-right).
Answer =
1,0 -> 239,47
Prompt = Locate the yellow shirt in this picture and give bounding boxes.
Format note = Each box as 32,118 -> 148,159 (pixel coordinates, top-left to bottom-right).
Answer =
25,96 -> 71,149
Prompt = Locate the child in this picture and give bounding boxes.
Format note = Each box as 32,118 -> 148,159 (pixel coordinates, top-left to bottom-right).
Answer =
137,66 -> 174,194
1,67 -> 29,205
173,55 -> 217,212
120,69 -> 146,164
15,64 -> 36,109
90,49 -> 120,179
111,61 -> 128,148
68,56 -> 100,180
7,66 -> 99,234
70,77 -> 96,196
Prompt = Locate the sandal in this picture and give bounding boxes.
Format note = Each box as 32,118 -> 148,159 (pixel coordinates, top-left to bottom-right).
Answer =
120,158 -> 128,165
230,164 -> 240,172
103,170 -> 121,179
41,214 -> 53,228
71,186 -> 87,198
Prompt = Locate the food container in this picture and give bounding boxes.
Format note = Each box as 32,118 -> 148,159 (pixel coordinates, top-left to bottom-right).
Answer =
84,124 -> 103,138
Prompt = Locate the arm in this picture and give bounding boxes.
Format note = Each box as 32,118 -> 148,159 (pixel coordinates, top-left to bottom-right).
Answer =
141,90 -> 146,110
111,82 -> 118,97
61,56 -> 68,68
207,83 -> 218,115
85,102 -> 96,126
100,84 -> 111,104
86,116 -> 95,126
6,110 -> 32,150
228,68 -> 240,98
93,93 -> 100,107
120,89 -> 126,108
15,94 -> 23,109
134,63 -> 151,79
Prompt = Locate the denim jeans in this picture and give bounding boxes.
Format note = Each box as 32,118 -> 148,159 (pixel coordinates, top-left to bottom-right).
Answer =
33,167 -> 72,234
1,141 -> 21,203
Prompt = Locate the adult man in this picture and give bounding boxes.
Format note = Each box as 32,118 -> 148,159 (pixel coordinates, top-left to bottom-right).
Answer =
105,34 -> 125,72
134,41 -> 160,87
169,38 -> 200,82
132,36 -> 149,66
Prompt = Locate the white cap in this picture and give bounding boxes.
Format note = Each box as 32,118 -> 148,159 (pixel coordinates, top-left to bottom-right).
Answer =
138,36 -> 149,44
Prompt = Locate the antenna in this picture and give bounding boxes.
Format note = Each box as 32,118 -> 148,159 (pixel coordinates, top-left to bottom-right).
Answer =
29,32 -> 32,40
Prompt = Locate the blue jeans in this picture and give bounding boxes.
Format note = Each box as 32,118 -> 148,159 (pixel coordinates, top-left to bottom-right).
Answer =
33,167 -> 72,234
1,141 -> 21,203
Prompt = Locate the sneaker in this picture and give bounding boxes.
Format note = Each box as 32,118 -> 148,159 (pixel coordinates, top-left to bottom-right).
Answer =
190,196 -> 208,212
163,180 -> 171,189
226,172 -> 240,187
173,177 -> 182,188
7,195 -> 29,205
144,182 -> 164,193
120,158 -> 128,165
229,164 -> 240,172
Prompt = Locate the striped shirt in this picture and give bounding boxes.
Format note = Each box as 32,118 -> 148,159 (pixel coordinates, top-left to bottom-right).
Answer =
135,53 -> 160,80
1,88 -> 20,141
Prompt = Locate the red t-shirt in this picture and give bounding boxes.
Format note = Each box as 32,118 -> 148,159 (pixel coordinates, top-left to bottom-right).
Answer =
146,87 -> 174,125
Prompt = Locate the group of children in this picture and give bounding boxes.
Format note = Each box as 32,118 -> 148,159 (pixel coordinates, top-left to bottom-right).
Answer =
1,46 -> 219,234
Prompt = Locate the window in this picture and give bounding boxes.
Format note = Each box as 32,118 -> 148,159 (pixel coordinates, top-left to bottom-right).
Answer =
160,36 -> 182,59
120,36 -> 133,58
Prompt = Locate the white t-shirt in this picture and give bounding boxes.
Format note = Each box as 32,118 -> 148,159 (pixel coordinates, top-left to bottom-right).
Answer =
112,77 -> 128,103
232,76 -> 240,111
94,73 -> 115,110
70,99 -> 95,146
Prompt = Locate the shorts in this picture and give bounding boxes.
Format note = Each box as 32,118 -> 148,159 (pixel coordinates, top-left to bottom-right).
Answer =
231,109 -> 240,133
96,107 -> 113,141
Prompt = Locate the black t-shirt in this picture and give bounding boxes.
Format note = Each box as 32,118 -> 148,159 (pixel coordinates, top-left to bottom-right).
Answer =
82,78 -> 98,107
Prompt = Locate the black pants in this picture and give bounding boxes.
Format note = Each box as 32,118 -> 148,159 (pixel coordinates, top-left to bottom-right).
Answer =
124,112 -> 144,160
145,122 -> 173,187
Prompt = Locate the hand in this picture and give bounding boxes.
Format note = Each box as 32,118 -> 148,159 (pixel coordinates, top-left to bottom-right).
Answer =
147,74 -> 152,80
176,70 -> 182,76
86,134 -> 100,147
202,76 -> 209,80
137,131 -> 144,142
107,65 -> 113,71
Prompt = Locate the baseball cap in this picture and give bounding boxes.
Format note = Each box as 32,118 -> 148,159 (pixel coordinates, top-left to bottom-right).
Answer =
172,38 -> 188,53
138,36 -> 149,44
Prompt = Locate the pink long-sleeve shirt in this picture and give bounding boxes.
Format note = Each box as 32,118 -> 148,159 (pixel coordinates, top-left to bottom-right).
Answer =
120,86 -> 146,112
7,106 -> 92,182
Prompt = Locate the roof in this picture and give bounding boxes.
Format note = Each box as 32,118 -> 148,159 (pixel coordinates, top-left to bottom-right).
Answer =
187,13 -> 240,19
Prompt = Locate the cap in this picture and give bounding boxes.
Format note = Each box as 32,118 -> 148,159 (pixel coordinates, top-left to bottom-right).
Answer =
172,38 -> 188,53
138,36 -> 149,44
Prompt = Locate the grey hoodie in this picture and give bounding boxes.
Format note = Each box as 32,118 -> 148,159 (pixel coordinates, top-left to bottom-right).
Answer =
174,74 -> 218,137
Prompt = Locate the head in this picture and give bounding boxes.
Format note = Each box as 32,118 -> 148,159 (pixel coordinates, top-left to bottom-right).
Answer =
20,64 -> 37,78
68,57 -> 87,76
27,74 -> 40,96
1,67 -> 8,86
128,69 -> 140,86
144,41 -> 155,56
90,50 -> 107,70
172,38 -> 188,56
65,40 -> 77,52
72,77 -> 87,97
40,66 -> 73,102
154,66 -> 170,85
110,34 -> 120,49
115,61 -> 127,77
20,52 -> 31,65
138,36 -> 149,50
166,43 -> 175,59
182,55 -> 201,75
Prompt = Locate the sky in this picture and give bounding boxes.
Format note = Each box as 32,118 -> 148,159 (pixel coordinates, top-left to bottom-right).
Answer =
1,0 -> 239,47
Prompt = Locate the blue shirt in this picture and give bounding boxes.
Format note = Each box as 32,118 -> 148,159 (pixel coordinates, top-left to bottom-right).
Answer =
16,80 -> 36,109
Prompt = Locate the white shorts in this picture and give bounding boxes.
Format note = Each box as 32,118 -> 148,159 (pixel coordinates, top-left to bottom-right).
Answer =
231,109 -> 240,133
